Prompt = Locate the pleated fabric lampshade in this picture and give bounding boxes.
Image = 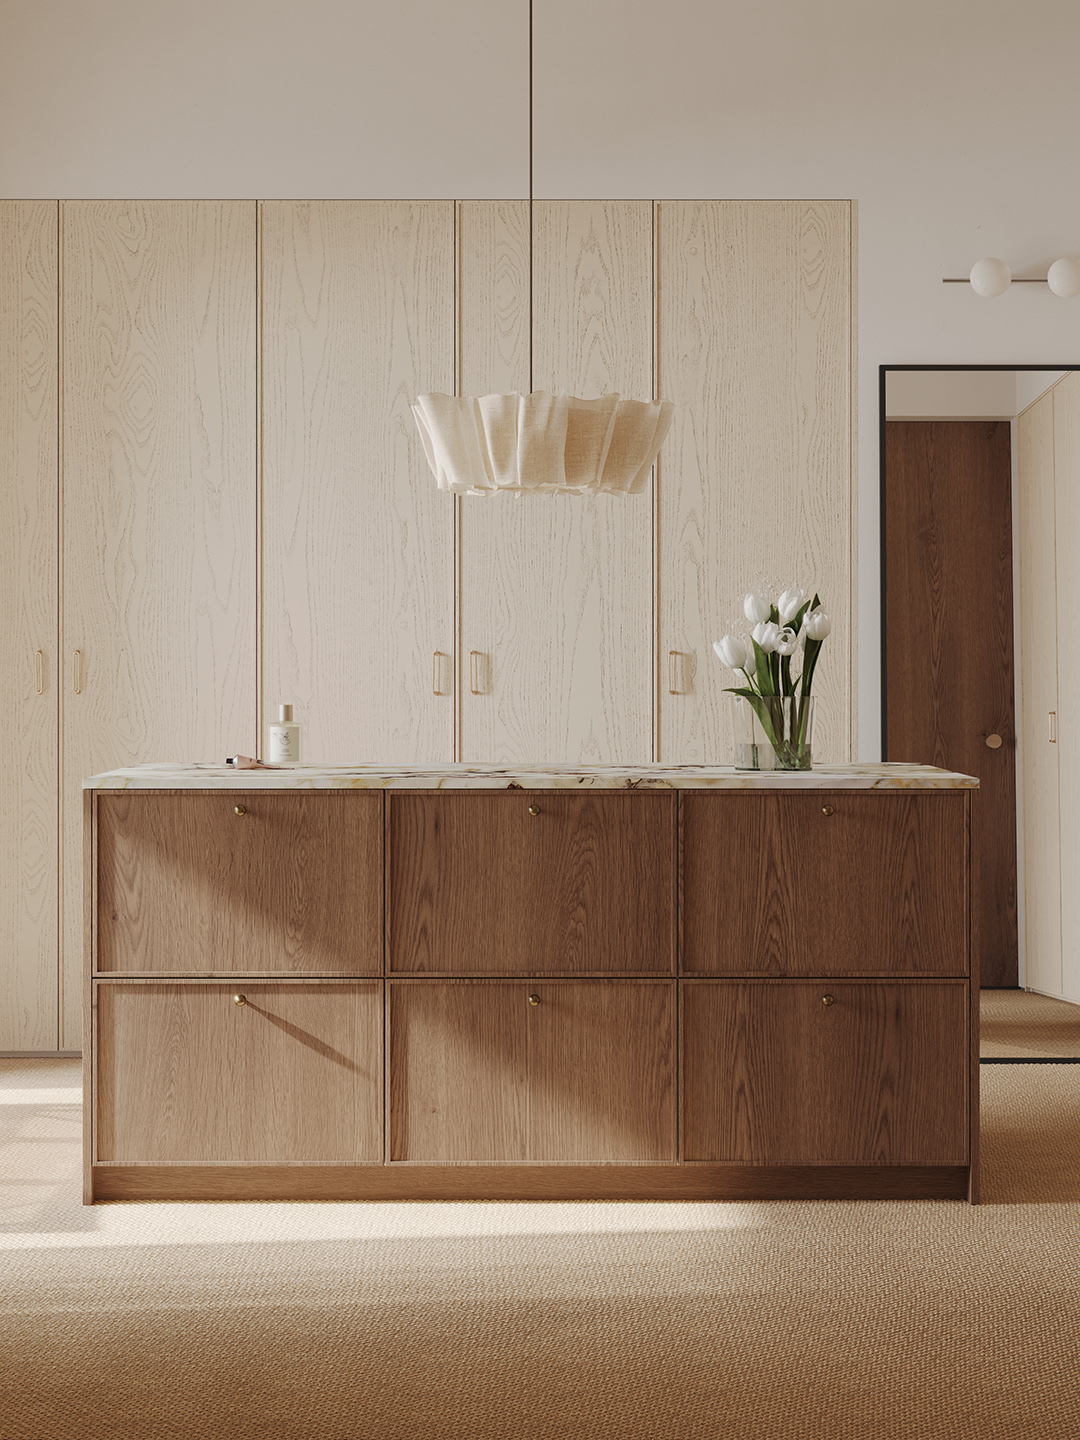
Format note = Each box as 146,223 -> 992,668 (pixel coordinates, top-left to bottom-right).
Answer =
412,389 -> 675,497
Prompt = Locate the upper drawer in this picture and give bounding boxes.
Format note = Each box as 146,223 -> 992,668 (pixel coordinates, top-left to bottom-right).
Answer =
681,791 -> 970,976
388,791 -> 676,974
95,791 -> 383,974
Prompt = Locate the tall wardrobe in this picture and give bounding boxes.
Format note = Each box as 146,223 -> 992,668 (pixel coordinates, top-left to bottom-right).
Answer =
1018,371 -> 1080,1003
0,198 -> 855,1053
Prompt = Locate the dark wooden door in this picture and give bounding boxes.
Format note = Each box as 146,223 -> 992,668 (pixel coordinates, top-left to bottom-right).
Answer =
681,979 -> 969,1164
885,420 -> 1016,986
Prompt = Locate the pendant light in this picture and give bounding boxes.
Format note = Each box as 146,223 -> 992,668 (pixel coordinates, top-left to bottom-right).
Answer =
411,2 -> 673,497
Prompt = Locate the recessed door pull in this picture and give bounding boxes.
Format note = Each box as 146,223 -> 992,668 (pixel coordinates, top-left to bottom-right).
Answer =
1050,712 -> 1058,743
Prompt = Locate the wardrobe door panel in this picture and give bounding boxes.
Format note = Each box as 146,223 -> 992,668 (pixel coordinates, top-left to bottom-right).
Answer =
63,201 -> 257,1048
0,202 -> 58,1051
657,202 -> 852,764
458,200 -> 654,763
261,202 -> 455,765
1054,375 -> 1080,1003
1017,392 -> 1062,997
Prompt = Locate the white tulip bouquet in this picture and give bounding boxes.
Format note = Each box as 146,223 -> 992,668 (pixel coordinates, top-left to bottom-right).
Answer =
713,587 -> 831,769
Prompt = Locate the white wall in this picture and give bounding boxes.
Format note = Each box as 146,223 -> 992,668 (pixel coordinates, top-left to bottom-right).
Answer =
885,370 -> 1018,420
5,0 -> 1080,757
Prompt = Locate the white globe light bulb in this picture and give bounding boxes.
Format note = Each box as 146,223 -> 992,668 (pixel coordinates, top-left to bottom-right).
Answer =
1048,257 -> 1080,299
969,257 -> 1011,298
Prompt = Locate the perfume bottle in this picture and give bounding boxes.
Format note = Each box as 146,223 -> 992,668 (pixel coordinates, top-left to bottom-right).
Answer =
267,703 -> 303,765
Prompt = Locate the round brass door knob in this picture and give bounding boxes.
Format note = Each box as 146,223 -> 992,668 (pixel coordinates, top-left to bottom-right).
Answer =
528,993 -> 541,1006
821,805 -> 835,817
985,733 -> 1003,750
528,805 -> 540,816
233,994 -> 247,1007
822,994 -> 835,1007
234,805 -> 247,816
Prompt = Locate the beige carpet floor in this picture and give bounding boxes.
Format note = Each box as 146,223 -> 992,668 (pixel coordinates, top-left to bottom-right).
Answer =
2,1046 -> 1079,1440
981,989 -> 1080,1058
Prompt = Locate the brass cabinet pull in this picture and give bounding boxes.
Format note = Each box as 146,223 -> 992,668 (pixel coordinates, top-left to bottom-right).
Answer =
528,804 -> 540,816
985,733 -> 1003,750
34,650 -> 44,695
1049,712 -> 1058,743
668,650 -> 680,695
469,650 -> 483,695
234,805 -> 247,817
821,805 -> 835,817
72,650 -> 82,695
233,993 -> 247,1007
432,651 -> 447,696
822,994 -> 835,1007
528,993 -> 541,1007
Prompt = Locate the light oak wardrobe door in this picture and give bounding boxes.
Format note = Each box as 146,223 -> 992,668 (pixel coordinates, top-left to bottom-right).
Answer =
458,201 -> 653,763
1054,375 -> 1080,1003
0,202 -> 58,1051
261,202 -> 455,763
62,202 -> 257,1048
1017,391 -> 1062,997
657,202 -> 853,764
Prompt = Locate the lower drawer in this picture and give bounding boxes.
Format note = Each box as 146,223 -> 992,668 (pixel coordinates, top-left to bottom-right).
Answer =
682,979 -> 969,1165
94,981 -> 383,1164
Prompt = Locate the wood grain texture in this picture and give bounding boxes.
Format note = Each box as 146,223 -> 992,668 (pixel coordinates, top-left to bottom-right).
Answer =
95,980 -> 382,1163
656,202 -> 852,765
682,979 -> 969,1165
1017,393 -> 1062,997
261,202 -> 455,764
1053,375 -> 1080,1004
457,201 -> 654,764
0,201 -> 58,1052
885,421 -> 1017,987
388,792 -> 675,974
90,1163 -> 971,1203
389,979 -> 675,1164
968,790 -> 980,1204
62,202 -> 257,1048
681,791 -> 968,976
97,791 -> 382,974
83,791 -> 93,1201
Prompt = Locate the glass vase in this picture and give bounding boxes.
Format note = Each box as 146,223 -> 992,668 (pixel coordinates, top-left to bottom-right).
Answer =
731,695 -> 816,771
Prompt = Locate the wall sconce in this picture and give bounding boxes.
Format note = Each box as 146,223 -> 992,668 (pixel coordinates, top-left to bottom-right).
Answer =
943,257 -> 1080,298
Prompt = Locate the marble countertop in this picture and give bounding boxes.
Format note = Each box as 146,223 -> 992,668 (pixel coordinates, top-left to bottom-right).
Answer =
84,762 -> 979,791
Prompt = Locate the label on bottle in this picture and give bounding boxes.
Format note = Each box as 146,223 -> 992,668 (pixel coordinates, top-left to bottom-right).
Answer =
268,724 -> 300,764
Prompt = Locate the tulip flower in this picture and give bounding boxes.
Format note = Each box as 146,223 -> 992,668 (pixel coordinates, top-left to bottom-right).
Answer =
777,587 -> 806,624
744,593 -> 771,624
804,608 -> 831,641
752,620 -> 783,653
713,636 -> 747,670
774,626 -> 800,656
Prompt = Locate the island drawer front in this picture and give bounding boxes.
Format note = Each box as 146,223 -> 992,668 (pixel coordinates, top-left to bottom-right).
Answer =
681,791 -> 969,976
94,981 -> 383,1164
388,979 -> 676,1164
387,792 -> 676,974
95,791 -> 383,974
682,979 -> 969,1165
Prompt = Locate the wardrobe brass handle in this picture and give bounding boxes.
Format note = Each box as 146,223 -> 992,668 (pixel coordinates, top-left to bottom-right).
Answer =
72,650 -> 82,695
668,651 -> 680,695
469,651 -> 483,696
1049,712 -> 1057,743
432,651 -> 447,696
35,651 -> 44,695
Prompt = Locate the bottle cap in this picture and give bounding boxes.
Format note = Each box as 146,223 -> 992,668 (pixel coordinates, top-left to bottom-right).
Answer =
277,704 -> 293,723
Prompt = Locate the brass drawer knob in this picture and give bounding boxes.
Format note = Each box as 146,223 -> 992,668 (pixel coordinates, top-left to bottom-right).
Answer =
528,993 -> 541,1006
528,804 -> 540,816
822,994 -> 835,1006
985,733 -> 1003,750
233,993 -> 247,1007
234,805 -> 247,816
821,805 -> 835,817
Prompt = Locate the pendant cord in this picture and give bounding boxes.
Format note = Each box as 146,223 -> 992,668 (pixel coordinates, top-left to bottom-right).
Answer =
528,0 -> 534,395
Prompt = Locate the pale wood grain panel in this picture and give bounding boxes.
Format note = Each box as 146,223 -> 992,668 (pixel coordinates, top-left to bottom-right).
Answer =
657,202 -> 852,764
0,202 -> 58,1051
458,201 -> 653,763
97,791 -> 382,974
389,980 -> 528,1163
1053,374 -> 1080,1003
681,791 -> 968,976
682,980 -> 968,1164
1017,393 -> 1062,997
261,202 -> 455,764
62,201 -> 258,1048
527,980 -> 675,1163
96,981 -> 382,1163
389,792 -> 675,974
